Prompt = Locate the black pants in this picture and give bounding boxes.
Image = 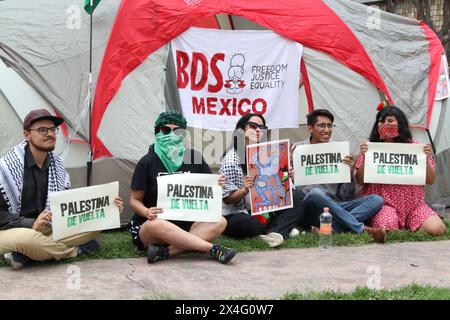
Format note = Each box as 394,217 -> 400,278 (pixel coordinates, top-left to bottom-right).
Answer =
224,189 -> 307,239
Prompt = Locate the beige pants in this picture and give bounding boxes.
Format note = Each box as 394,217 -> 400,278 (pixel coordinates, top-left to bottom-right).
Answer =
0,226 -> 100,261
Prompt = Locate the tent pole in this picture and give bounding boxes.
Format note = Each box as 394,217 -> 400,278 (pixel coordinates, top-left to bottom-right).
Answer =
87,1 -> 94,187
425,128 -> 437,155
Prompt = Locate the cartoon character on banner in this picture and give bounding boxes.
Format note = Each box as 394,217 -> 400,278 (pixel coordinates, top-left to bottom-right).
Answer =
225,54 -> 246,94
252,145 -> 287,211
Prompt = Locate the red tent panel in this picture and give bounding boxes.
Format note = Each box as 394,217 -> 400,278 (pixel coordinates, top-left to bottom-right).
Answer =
91,0 -> 400,159
420,22 -> 445,129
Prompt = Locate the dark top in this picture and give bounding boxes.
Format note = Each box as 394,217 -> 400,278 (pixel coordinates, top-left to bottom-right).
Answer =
0,146 -> 50,230
130,147 -> 211,225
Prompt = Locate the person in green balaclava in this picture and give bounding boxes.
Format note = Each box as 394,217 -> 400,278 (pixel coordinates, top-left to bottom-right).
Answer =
153,110 -> 188,173
129,110 -> 238,265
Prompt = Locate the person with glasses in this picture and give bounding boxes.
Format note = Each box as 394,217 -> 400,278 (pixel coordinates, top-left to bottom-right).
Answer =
291,109 -> 387,242
355,105 -> 446,236
219,113 -> 308,247
129,110 -> 237,264
0,109 -> 124,270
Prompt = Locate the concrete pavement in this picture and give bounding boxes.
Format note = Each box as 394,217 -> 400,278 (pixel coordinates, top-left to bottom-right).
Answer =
1,240 -> 449,300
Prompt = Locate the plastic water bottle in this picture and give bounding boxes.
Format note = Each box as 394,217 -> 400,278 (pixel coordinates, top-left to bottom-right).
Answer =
319,207 -> 332,249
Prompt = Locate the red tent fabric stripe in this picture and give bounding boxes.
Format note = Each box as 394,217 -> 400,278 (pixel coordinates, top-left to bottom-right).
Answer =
226,0 -> 393,102
91,0 -> 396,159
420,22 -> 445,129
91,0 -> 207,159
194,15 -> 221,29
300,60 -> 314,113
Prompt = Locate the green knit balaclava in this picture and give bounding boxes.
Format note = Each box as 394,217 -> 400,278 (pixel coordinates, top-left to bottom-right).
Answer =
153,111 -> 187,173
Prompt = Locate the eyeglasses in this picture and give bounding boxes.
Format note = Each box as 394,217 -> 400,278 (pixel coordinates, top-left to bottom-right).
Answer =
158,126 -> 186,136
314,123 -> 336,129
247,121 -> 268,130
28,127 -> 59,135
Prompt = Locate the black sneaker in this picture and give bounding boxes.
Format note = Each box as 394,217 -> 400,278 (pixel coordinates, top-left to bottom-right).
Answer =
147,245 -> 169,263
209,244 -> 237,264
77,239 -> 100,256
3,252 -> 31,270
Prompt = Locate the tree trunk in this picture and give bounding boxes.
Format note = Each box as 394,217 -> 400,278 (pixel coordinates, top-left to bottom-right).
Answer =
440,0 -> 450,45
442,0 -> 450,65
415,0 -> 437,33
386,0 -> 397,13
381,0 -> 449,62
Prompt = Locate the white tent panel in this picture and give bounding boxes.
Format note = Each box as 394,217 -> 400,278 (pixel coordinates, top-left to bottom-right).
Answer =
0,90 -> 23,156
0,59 -> 88,168
0,60 -> 47,120
411,128 -> 430,144
303,47 -> 382,154
434,98 -> 450,155
429,100 -> 442,142
97,45 -> 169,160
59,141 -> 90,169
326,0 -> 430,127
401,98 -> 442,148
298,85 -> 309,125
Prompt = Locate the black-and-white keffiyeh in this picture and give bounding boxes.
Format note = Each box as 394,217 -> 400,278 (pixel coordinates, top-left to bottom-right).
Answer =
219,148 -> 248,216
0,140 -> 70,215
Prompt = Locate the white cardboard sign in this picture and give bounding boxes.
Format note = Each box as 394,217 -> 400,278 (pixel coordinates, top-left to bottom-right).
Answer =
50,181 -> 120,241
364,142 -> 426,185
293,142 -> 351,186
157,173 -> 222,222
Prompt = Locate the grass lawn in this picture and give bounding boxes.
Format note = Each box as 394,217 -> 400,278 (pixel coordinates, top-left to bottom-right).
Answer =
228,284 -> 450,300
1,220 -> 449,268
282,284 -> 450,300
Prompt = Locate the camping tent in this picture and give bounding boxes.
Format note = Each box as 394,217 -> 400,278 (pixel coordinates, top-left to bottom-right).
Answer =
1,0 -> 449,225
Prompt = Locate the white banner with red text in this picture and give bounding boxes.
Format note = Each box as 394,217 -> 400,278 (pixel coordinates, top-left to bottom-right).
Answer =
171,27 -> 302,130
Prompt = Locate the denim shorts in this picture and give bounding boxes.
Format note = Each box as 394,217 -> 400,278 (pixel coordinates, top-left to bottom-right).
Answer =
127,220 -> 195,251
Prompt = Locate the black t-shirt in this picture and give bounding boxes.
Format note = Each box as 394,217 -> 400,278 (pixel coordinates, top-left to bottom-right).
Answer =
130,147 -> 212,224
0,146 -> 50,230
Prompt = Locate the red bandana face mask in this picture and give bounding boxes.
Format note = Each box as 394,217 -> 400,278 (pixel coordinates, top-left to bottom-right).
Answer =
378,124 -> 399,140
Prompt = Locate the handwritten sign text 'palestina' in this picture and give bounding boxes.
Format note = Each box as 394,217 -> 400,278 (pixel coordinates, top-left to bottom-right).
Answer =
50,181 -> 120,241
293,142 -> 351,186
157,173 -> 222,222
364,142 -> 427,185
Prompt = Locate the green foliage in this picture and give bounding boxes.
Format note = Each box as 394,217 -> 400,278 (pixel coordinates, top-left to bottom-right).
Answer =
215,220 -> 450,252
282,284 -> 450,300
63,230 -> 145,265
227,294 -> 260,300
0,229 -> 145,268
1,221 -> 449,268
143,293 -> 174,300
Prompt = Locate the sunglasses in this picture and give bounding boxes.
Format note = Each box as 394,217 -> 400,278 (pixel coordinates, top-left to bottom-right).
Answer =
247,121 -> 268,130
158,126 -> 186,136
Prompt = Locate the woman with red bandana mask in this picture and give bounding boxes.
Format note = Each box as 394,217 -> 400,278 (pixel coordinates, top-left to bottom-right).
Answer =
355,105 -> 446,236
